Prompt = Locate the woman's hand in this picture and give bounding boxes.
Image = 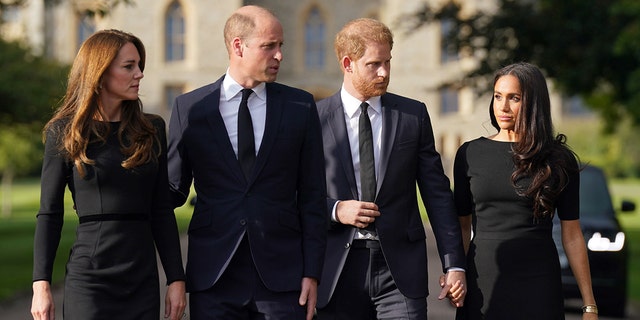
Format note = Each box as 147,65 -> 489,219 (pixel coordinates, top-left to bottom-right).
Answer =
31,280 -> 55,320
164,280 -> 186,319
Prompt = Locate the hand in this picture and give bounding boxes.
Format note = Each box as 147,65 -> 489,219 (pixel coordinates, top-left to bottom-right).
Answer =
299,277 -> 318,320
164,280 -> 186,320
438,271 -> 466,307
336,200 -> 380,228
31,280 -> 55,320
582,312 -> 598,320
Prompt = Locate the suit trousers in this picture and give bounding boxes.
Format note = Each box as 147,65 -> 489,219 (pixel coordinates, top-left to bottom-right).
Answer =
189,235 -> 306,320
316,240 -> 427,320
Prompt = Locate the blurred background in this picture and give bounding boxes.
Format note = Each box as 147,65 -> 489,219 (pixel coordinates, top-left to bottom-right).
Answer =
0,0 -> 638,318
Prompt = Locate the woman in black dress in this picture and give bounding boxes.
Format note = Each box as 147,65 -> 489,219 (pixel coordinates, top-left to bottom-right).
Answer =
31,29 -> 186,320
453,62 -> 598,320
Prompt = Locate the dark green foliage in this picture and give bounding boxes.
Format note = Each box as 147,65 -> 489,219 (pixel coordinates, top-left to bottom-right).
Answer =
399,0 -> 640,132
0,39 -> 68,177
0,40 -> 67,126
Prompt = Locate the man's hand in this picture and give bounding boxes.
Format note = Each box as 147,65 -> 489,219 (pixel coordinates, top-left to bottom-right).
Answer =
438,270 -> 466,307
336,200 -> 380,228
299,277 -> 318,320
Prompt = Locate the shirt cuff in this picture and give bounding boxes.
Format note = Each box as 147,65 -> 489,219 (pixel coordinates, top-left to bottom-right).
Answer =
447,267 -> 466,273
331,200 -> 341,222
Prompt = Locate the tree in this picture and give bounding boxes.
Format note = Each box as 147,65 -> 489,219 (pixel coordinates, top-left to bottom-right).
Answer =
0,125 -> 42,217
0,39 -> 68,216
0,0 -> 136,216
399,0 -> 640,132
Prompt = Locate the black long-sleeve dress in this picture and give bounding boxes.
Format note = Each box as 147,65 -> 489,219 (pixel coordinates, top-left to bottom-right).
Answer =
453,137 -> 579,320
33,116 -> 185,320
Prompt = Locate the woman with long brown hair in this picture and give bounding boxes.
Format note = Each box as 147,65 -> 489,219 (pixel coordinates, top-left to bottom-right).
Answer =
31,29 -> 185,320
453,62 -> 597,319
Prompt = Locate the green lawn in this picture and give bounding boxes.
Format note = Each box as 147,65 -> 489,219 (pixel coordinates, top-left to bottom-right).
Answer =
1,178 -> 639,303
609,180 -> 640,302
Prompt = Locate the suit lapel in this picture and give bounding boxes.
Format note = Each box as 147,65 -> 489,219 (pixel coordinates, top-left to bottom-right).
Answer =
378,94 -> 398,193
326,94 -> 359,200
251,83 -> 283,184
204,76 -> 246,183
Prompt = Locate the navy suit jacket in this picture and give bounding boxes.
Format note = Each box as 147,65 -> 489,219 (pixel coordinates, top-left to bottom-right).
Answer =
316,91 -> 465,307
167,75 -> 327,293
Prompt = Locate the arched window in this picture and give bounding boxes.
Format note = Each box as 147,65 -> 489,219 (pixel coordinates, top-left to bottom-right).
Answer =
77,13 -> 95,51
165,85 -> 184,112
304,6 -> 325,70
165,1 -> 185,61
440,19 -> 458,63
440,86 -> 459,114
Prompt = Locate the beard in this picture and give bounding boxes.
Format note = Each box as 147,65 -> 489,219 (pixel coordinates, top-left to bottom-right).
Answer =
353,74 -> 389,98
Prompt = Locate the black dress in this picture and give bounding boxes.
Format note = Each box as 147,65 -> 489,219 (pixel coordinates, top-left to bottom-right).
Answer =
453,137 -> 579,320
33,117 -> 185,320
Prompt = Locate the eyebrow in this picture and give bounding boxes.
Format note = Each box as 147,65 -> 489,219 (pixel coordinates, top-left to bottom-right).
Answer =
494,89 -> 521,94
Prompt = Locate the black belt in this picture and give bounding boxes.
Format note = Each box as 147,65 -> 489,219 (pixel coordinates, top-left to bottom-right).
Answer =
351,239 -> 381,249
79,213 -> 148,224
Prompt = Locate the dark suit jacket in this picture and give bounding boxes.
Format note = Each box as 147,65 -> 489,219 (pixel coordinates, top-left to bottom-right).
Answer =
167,75 -> 327,293
316,91 -> 466,307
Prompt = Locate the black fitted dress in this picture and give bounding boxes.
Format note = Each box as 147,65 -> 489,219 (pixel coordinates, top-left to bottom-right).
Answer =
453,137 -> 579,320
33,117 -> 185,320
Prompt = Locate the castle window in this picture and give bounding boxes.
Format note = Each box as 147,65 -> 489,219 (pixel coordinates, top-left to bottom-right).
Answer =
165,1 -> 185,61
304,6 -> 325,70
77,13 -> 95,51
440,86 -> 459,114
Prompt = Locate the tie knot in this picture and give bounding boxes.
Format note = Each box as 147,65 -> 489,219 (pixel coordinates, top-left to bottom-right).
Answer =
241,88 -> 253,103
360,102 -> 369,113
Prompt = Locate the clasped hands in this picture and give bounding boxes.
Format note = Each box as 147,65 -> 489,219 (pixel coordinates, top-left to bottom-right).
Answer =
438,271 -> 466,307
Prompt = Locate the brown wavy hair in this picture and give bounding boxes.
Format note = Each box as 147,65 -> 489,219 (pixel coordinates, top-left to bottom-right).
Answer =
43,29 -> 158,177
489,62 -> 578,219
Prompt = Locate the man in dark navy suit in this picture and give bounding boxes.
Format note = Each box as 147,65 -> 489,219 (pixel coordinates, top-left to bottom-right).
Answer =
316,18 -> 466,319
167,5 -> 326,320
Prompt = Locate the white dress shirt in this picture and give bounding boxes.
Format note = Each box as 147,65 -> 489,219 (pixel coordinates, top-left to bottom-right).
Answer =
332,87 -> 382,239
219,72 -> 267,158
341,88 -> 382,199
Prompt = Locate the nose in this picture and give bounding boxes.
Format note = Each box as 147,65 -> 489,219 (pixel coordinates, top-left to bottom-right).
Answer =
378,62 -> 390,78
135,67 -> 144,79
497,99 -> 509,112
274,48 -> 283,61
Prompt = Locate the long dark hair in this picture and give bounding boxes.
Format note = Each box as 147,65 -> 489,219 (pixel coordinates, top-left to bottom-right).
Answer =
490,62 -> 577,219
44,29 -> 158,177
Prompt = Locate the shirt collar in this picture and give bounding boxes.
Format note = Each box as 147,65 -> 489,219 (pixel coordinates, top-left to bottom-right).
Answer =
222,71 -> 267,102
340,86 -> 381,119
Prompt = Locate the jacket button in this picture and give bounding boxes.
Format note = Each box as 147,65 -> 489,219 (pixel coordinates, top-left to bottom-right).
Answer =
344,243 -> 351,249
240,219 -> 247,226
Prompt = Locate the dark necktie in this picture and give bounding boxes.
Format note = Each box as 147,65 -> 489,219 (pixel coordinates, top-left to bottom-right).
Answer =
237,88 -> 255,179
359,101 -> 376,203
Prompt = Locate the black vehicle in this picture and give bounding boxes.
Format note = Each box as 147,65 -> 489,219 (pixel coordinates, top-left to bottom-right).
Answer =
553,165 -> 635,318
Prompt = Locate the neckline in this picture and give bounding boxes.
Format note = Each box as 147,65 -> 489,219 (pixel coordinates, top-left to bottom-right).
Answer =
480,136 -> 514,143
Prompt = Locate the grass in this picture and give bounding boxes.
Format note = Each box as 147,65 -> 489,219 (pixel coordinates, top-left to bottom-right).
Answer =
609,180 -> 640,302
1,178 -> 639,303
